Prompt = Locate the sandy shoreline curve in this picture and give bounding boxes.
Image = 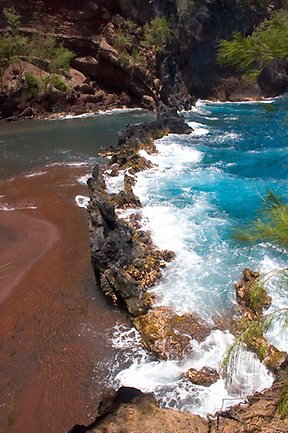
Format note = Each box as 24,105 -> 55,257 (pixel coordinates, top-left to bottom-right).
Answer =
0,211 -> 60,303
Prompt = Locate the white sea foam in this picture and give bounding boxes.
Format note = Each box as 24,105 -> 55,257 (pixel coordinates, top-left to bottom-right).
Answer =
48,112 -> 96,121
188,121 -> 210,136
98,108 -> 143,115
47,161 -> 90,168
77,174 -> 90,185
104,171 -> 125,194
197,98 -> 277,105
0,205 -> 16,211
75,195 -> 90,208
48,108 -> 143,121
24,170 -> 47,178
0,204 -> 37,211
111,326 -> 273,416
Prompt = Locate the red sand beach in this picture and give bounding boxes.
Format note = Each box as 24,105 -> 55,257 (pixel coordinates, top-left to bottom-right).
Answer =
0,165 -> 128,433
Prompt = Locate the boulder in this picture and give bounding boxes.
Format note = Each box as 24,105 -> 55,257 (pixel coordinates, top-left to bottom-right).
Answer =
0,97 -> 19,118
133,306 -> 211,360
81,92 -> 104,104
185,367 -> 220,387
79,83 -> 95,94
73,56 -> 99,78
258,59 -> 288,97
235,268 -> 271,314
98,38 -> 119,63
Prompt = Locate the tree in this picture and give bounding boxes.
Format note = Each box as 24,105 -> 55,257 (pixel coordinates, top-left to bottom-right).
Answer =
29,34 -> 74,90
217,10 -> 288,79
0,8 -> 28,89
142,17 -> 171,54
234,191 -> 288,248
0,7 -> 74,93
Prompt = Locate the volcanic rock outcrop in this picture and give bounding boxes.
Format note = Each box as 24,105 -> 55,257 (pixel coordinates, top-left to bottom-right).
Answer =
87,107 -> 192,318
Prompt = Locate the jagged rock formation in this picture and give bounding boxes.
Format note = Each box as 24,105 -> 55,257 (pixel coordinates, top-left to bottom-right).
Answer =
87,107 -> 192,317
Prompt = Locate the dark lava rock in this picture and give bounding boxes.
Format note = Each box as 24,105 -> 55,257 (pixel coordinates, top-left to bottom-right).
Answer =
88,108 -> 192,317
79,83 -> 95,94
19,106 -> 34,118
258,59 -> 288,97
88,171 -> 151,317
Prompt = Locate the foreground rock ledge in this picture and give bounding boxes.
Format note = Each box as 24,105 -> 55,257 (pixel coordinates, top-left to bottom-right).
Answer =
68,382 -> 288,433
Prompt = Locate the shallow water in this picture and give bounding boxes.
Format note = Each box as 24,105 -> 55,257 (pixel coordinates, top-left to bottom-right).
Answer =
0,110 -> 153,433
0,109 -> 154,180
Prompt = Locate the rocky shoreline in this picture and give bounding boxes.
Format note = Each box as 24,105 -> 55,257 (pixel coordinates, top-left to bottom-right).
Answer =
83,106 -> 288,432
69,378 -> 288,433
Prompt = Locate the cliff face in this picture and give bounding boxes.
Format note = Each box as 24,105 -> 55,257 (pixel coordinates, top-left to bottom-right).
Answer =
0,0 -> 285,113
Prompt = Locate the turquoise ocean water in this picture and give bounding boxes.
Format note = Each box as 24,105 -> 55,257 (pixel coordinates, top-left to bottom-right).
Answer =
111,97 -> 288,415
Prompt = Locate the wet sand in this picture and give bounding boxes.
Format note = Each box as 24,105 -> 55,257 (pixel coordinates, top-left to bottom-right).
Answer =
0,165 -> 129,433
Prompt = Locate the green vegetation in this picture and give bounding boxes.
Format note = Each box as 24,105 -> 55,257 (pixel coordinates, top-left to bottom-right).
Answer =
114,16 -> 171,68
29,33 -> 74,90
0,7 -> 74,93
42,74 -> 68,92
0,397 -> 15,433
142,17 -> 171,54
114,19 -> 149,69
236,0 -> 271,8
279,376 -> 288,418
217,10 -> 288,79
21,72 -> 39,100
223,191 -> 288,417
115,29 -> 134,53
247,280 -> 269,313
114,16 -> 171,69
0,7 -> 28,87
222,310 -> 288,369
234,191 -> 288,249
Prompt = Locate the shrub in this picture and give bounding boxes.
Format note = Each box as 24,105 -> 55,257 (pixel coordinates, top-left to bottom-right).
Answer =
279,377 -> 288,419
51,74 -> 67,92
115,30 -> 134,52
25,72 -> 39,89
142,17 -> 170,53
131,49 -> 147,68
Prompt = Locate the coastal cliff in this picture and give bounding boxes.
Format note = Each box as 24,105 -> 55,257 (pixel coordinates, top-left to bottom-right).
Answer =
0,1 -> 287,119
